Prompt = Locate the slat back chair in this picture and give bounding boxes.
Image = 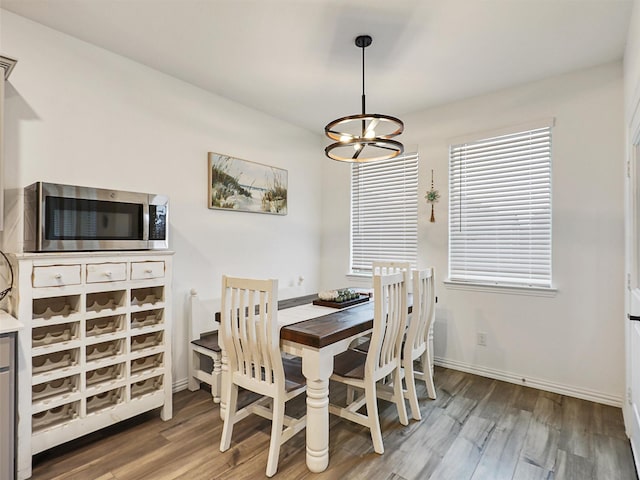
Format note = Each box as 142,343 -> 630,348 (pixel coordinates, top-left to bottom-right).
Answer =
353,260 -> 412,353
219,276 -> 306,477
372,260 -> 413,305
372,260 -> 411,277
403,268 -> 437,420
329,271 -> 409,454
187,289 -> 221,403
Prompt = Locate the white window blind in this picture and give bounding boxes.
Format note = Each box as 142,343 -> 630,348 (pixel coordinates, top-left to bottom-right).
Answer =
351,153 -> 418,274
449,125 -> 552,288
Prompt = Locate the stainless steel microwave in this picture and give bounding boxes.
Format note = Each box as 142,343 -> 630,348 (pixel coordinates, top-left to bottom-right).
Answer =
24,182 -> 169,252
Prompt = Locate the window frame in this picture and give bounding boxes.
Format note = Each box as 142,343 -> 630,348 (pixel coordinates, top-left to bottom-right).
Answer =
447,119 -> 554,291
350,153 -> 419,276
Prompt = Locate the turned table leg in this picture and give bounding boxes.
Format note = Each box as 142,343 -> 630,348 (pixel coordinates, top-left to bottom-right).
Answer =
302,348 -> 333,473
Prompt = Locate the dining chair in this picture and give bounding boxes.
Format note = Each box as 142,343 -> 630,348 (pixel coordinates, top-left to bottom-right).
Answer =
350,260 -> 411,353
352,260 -> 412,354
402,268 -> 437,420
219,276 -> 306,478
372,260 -> 411,277
372,261 -> 413,308
354,267 -> 437,421
329,271 -> 409,454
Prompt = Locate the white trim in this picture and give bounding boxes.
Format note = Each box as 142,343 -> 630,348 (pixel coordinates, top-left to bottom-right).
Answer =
176,357 -> 621,407
434,356 -> 622,407
444,280 -> 557,297
630,84 -> 640,141
347,272 -> 371,279
627,60 -> 640,130
448,117 -> 555,146
624,45 -> 640,474
173,377 -> 189,393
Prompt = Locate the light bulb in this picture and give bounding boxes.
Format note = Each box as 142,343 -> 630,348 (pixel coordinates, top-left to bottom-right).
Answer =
339,135 -> 352,143
354,143 -> 362,151
364,130 -> 376,139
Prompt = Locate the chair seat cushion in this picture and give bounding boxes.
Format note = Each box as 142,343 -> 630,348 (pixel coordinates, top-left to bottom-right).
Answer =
333,348 -> 366,379
282,356 -> 306,392
353,339 -> 370,353
191,331 -> 221,352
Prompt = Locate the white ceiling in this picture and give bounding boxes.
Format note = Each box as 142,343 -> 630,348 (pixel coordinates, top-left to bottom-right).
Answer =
1,0 -> 634,135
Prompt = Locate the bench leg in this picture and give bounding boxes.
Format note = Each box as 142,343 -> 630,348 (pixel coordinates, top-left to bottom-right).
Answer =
188,350 -> 200,391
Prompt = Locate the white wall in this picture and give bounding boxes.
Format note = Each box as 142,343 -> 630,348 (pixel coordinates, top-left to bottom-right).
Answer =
0,11 -> 324,387
321,62 -> 626,405
625,0 -> 640,125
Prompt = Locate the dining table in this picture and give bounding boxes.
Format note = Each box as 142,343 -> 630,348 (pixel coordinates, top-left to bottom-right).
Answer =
218,292 -> 378,473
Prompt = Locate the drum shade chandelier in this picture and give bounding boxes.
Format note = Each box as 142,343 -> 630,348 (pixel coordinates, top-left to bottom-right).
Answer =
324,35 -> 404,162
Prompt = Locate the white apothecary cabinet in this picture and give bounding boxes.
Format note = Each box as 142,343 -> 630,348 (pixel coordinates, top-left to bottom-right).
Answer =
8,251 -> 173,480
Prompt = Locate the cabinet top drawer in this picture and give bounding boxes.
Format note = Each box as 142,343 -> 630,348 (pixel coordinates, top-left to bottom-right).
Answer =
131,261 -> 165,280
32,265 -> 81,288
86,263 -> 127,283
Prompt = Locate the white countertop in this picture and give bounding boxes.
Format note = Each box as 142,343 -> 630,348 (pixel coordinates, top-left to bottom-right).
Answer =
0,309 -> 22,334
12,250 -> 175,259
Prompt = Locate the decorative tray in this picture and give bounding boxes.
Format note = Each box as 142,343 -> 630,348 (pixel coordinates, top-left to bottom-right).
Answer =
312,294 -> 370,309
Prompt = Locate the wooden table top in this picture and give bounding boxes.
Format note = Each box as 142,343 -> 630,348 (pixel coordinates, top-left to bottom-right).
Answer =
280,301 -> 375,349
215,291 -> 408,350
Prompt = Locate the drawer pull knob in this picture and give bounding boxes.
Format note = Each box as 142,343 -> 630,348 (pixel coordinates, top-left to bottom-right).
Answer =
54,274 -> 62,280
104,271 -> 112,277
145,269 -> 152,274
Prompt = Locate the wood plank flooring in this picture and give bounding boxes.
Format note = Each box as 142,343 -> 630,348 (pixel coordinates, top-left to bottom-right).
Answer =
30,367 -> 638,479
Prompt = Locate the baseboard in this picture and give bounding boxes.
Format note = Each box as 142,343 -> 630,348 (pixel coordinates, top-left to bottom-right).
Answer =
434,356 -> 623,408
172,377 -> 189,393
173,361 -> 623,407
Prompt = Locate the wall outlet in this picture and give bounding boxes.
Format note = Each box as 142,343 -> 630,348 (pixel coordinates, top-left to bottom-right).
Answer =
477,332 -> 487,346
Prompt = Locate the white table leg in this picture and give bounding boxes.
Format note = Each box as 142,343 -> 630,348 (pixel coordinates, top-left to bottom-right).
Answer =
302,348 -> 334,473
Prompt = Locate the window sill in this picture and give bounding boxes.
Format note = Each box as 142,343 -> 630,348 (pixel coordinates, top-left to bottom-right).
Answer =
443,280 -> 557,297
346,273 -> 371,279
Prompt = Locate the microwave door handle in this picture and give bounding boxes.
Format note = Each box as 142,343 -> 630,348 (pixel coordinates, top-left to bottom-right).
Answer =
143,203 -> 150,241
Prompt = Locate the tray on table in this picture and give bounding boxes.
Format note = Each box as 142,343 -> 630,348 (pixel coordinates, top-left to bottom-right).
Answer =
312,294 -> 370,309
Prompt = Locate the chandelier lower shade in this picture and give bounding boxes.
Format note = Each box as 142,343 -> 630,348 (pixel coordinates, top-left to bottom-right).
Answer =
325,138 -> 404,163
324,113 -> 404,162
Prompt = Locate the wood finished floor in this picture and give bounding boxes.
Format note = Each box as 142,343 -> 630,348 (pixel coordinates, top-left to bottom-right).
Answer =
31,367 -> 638,480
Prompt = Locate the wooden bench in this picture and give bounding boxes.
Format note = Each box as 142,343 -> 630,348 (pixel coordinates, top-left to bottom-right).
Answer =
188,289 -> 222,402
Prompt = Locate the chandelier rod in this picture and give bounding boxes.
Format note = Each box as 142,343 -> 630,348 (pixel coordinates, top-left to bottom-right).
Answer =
361,39 -> 366,115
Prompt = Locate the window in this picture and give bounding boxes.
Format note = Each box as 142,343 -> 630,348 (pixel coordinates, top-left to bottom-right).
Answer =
449,121 -> 552,288
351,153 -> 418,274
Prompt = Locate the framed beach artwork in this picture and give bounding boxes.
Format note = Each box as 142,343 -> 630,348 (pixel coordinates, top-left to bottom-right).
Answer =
208,152 -> 288,215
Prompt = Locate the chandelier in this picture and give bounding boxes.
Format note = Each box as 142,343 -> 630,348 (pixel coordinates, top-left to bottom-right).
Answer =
324,35 -> 404,162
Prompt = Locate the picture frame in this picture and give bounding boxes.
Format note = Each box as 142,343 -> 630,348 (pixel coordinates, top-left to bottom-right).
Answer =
208,152 -> 288,215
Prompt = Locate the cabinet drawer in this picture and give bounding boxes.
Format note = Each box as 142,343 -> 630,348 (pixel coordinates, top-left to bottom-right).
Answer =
131,261 -> 165,280
86,263 -> 126,283
33,265 -> 81,288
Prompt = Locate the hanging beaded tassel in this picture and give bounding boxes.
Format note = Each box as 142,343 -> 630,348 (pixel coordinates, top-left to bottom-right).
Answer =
425,169 -> 440,223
